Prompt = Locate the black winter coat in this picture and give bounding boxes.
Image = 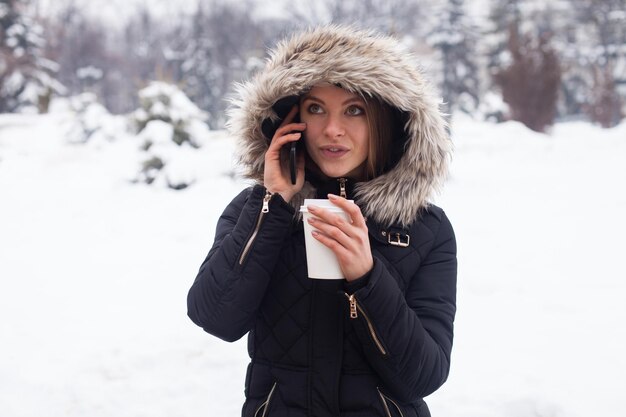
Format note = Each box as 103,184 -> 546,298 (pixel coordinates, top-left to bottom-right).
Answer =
187,182 -> 457,417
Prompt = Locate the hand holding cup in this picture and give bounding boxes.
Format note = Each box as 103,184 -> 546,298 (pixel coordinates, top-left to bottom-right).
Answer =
305,194 -> 373,281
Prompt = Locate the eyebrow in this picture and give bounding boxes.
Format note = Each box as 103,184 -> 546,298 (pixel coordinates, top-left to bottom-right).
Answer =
302,95 -> 365,106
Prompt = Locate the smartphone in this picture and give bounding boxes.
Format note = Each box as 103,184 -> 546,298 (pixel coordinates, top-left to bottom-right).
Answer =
286,140 -> 296,184
261,95 -> 302,185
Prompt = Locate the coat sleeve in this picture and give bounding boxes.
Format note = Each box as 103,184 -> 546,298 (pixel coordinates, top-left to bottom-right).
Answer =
187,185 -> 295,342
345,210 -> 457,402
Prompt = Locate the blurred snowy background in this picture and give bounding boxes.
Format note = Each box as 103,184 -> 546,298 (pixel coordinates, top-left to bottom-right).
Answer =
1,0 -> 625,416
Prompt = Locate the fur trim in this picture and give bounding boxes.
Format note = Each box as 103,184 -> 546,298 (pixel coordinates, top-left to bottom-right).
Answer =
226,25 -> 452,227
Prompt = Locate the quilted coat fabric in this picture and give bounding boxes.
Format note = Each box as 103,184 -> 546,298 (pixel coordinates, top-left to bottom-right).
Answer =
187,26 -> 457,417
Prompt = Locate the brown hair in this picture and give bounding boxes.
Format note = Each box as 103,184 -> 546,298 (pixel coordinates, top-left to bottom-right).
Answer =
364,97 -> 394,180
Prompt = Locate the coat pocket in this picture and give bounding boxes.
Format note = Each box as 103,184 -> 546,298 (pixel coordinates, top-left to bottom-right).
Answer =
254,382 -> 277,417
377,387 -> 405,417
345,293 -> 388,356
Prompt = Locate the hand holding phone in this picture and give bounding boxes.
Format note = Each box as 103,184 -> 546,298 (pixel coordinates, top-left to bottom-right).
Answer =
263,104 -> 306,203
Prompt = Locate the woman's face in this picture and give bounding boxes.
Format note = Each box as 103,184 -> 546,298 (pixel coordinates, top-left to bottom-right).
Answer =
300,85 -> 369,180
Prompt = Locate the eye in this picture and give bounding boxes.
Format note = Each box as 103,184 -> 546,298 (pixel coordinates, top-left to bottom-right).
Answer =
346,105 -> 365,116
307,103 -> 323,114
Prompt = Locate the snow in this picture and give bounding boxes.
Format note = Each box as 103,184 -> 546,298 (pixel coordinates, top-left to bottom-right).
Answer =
0,110 -> 625,417
136,82 -> 208,129
434,116 -> 626,417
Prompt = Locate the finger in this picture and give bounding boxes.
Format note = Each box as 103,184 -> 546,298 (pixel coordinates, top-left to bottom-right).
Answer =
266,131 -> 301,157
327,194 -> 366,227
281,105 -> 299,126
309,212 -> 370,252
274,122 -> 306,139
307,206 -> 356,238
311,229 -> 350,257
307,217 -> 350,247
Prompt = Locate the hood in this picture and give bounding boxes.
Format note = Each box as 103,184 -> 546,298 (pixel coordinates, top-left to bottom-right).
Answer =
226,25 -> 452,228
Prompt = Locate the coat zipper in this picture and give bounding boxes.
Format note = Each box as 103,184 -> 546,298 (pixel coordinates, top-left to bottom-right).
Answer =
239,190 -> 272,266
345,293 -> 387,356
377,388 -> 405,417
338,177 -> 347,198
254,382 -> 277,417
378,388 -> 392,417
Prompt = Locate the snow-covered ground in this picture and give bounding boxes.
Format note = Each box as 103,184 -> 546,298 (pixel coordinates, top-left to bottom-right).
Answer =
0,110 -> 624,417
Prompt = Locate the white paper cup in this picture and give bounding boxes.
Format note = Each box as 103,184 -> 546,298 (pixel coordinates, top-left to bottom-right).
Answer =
300,198 -> 352,279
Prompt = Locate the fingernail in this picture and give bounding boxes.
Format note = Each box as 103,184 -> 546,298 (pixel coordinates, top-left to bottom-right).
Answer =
308,205 -> 318,211
328,194 -> 337,199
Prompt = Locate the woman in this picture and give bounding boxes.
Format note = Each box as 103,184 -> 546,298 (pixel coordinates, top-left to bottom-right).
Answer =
187,26 -> 457,417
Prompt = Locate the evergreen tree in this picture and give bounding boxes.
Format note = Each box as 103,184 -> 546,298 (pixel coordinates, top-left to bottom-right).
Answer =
167,0 -> 264,127
485,0 -> 523,72
0,0 -> 63,112
571,0 -> 625,126
131,81 -> 211,189
427,0 -> 480,118
533,2 -> 589,118
42,4 -> 113,109
290,0 -> 425,38
586,64 -> 623,128
175,3 -> 221,125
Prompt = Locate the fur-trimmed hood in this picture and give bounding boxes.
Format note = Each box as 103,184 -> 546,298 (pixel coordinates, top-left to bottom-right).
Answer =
227,25 -> 451,228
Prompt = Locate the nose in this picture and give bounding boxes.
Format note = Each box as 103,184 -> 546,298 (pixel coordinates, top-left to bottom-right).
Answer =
323,114 -> 345,138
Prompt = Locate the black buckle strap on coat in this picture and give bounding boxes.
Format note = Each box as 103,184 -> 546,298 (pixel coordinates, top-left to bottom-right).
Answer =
366,218 -> 411,248
384,226 -> 410,248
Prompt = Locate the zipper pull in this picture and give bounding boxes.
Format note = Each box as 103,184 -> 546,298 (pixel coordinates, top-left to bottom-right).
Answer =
262,190 -> 272,213
348,293 -> 358,319
338,178 -> 347,198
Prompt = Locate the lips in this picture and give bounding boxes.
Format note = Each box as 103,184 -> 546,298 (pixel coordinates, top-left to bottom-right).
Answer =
320,145 -> 349,158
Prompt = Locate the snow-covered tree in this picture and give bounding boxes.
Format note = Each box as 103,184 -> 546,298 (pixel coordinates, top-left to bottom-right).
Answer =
427,0 -> 480,118
0,0 -> 64,113
131,81 -> 211,189
123,7 -> 170,85
527,2 -> 589,118
173,4 -> 221,125
571,0 -> 625,126
585,64 -> 623,127
42,4 -> 115,109
171,0 -> 263,127
290,0 -> 425,37
63,92 -> 127,144
485,0 -> 524,72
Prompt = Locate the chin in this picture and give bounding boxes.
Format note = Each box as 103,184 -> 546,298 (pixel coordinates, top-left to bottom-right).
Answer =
319,166 -> 350,178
